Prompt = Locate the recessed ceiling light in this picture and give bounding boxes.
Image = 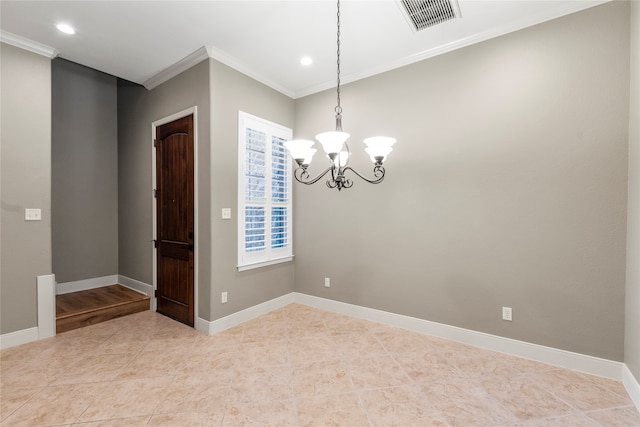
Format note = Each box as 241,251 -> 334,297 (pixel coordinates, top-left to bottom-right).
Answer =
300,56 -> 313,66
56,23 -> 75,35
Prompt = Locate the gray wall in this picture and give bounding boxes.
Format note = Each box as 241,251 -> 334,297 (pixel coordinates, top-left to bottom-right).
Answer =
118,58 -> 295,322
118,60 -> 212,318
208,59 -> 296,319
625,1 -> 640,383
0,43 -> 52,334
52,58 -> 118,283
1,2 -> 635,372
293,2 -> 630,361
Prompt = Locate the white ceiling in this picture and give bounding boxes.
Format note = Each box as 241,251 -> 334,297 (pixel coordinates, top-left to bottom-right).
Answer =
0,0 -> 608,99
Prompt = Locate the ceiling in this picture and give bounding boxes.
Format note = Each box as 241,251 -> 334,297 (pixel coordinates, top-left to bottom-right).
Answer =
0,0 -> 608,99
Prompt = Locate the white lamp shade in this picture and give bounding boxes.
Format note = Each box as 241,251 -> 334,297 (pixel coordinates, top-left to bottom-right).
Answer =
283,139 -> 315,160
363,136 -> 396,151
338,150 -> 350,167
315,131 -> 350,155
365,146 -> 393,163
363,136 -> 396,163
303,148 -> 317,165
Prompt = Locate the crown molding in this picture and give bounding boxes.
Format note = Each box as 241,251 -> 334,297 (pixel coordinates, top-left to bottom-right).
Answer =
0,30 -> 59,58
206,46 -> 295,99
143,44 -> 295,98
100,0 -> 610,97
293,0 -> 610,99
142,46 -> 209,90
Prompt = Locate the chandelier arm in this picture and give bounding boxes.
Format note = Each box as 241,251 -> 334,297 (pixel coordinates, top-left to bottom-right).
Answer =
342,165 -> 386,184
342,142 -> 350,167
293,166 -> 334,185
327,165 -> 346,189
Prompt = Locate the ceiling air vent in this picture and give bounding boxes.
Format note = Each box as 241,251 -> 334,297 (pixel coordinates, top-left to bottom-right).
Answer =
399,0 -> 460,32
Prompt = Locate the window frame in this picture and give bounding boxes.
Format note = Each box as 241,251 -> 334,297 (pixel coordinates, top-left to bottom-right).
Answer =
237,111 -> 293,271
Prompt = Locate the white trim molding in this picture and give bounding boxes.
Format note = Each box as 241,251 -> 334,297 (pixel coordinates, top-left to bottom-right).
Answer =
196,293 -> 294,335
0,30 -> 59,58
206,46 -> 294,98
293,293 -> 624,381
37,274 -> 56,339
623,364 -> 640,411
197,291 -> 627,382
1,286 -> 637,411
143,47 -> 209,90
180,290 -> 637,408
0,327 -> 39,350
143,45 -> 294,97
295,295 -> 637,410
56,275 -> 119,295
294,1 -> 610,98
151,107 -> 199,322
118,275 -> 154,299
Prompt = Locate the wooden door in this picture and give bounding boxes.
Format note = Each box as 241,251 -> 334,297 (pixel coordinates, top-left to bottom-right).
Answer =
155,115 -> 194,326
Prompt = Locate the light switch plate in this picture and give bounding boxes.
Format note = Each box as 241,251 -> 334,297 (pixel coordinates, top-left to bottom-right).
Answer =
221,208 -> 231,220
25,208 -> 42,221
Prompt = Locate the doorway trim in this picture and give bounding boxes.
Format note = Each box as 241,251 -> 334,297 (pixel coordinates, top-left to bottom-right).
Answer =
151,106 -> 198,324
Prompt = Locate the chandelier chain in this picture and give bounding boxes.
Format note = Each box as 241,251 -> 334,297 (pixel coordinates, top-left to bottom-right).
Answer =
335,0 -> 342,117
284,0 -> 393,191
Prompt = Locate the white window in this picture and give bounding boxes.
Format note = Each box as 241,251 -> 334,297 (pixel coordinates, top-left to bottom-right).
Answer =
238,111 -> 293,270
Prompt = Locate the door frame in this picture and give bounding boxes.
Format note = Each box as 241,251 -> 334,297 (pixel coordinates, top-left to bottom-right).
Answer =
151,106 -> 198,325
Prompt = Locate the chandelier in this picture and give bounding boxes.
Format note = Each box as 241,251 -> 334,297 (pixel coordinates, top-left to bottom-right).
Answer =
283,0 -> 396,191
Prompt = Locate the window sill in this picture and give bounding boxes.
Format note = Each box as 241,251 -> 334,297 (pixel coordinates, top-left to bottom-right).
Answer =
237,256 -> 294,272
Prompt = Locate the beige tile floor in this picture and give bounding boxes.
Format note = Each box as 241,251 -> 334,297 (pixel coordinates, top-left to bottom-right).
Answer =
1,303 -> 639,426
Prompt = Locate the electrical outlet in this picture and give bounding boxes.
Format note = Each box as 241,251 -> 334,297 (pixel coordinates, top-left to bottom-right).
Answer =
324,277 -> 330,288
221,292 -> 228,304
502,306 -> 512,321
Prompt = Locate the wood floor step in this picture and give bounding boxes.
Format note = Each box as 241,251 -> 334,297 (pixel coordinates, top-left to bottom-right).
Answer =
56,284 -> 150,333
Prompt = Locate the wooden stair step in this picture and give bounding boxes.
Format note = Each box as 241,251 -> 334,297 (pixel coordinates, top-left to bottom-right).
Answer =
56,284 -> 150,333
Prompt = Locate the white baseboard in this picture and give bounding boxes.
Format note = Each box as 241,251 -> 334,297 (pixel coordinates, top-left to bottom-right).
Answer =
56,275 -> 119,294
196,291 -> 624,382
622,364 -> 640,411
3,285 -> 636,412
196,293 -> 295,335
300,289 -> 640,408
1,275 -> 154,351
118,275 -> 154,298
0,327 -> 39,350
292,293 -> 624,381
1,274 -> 56,349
